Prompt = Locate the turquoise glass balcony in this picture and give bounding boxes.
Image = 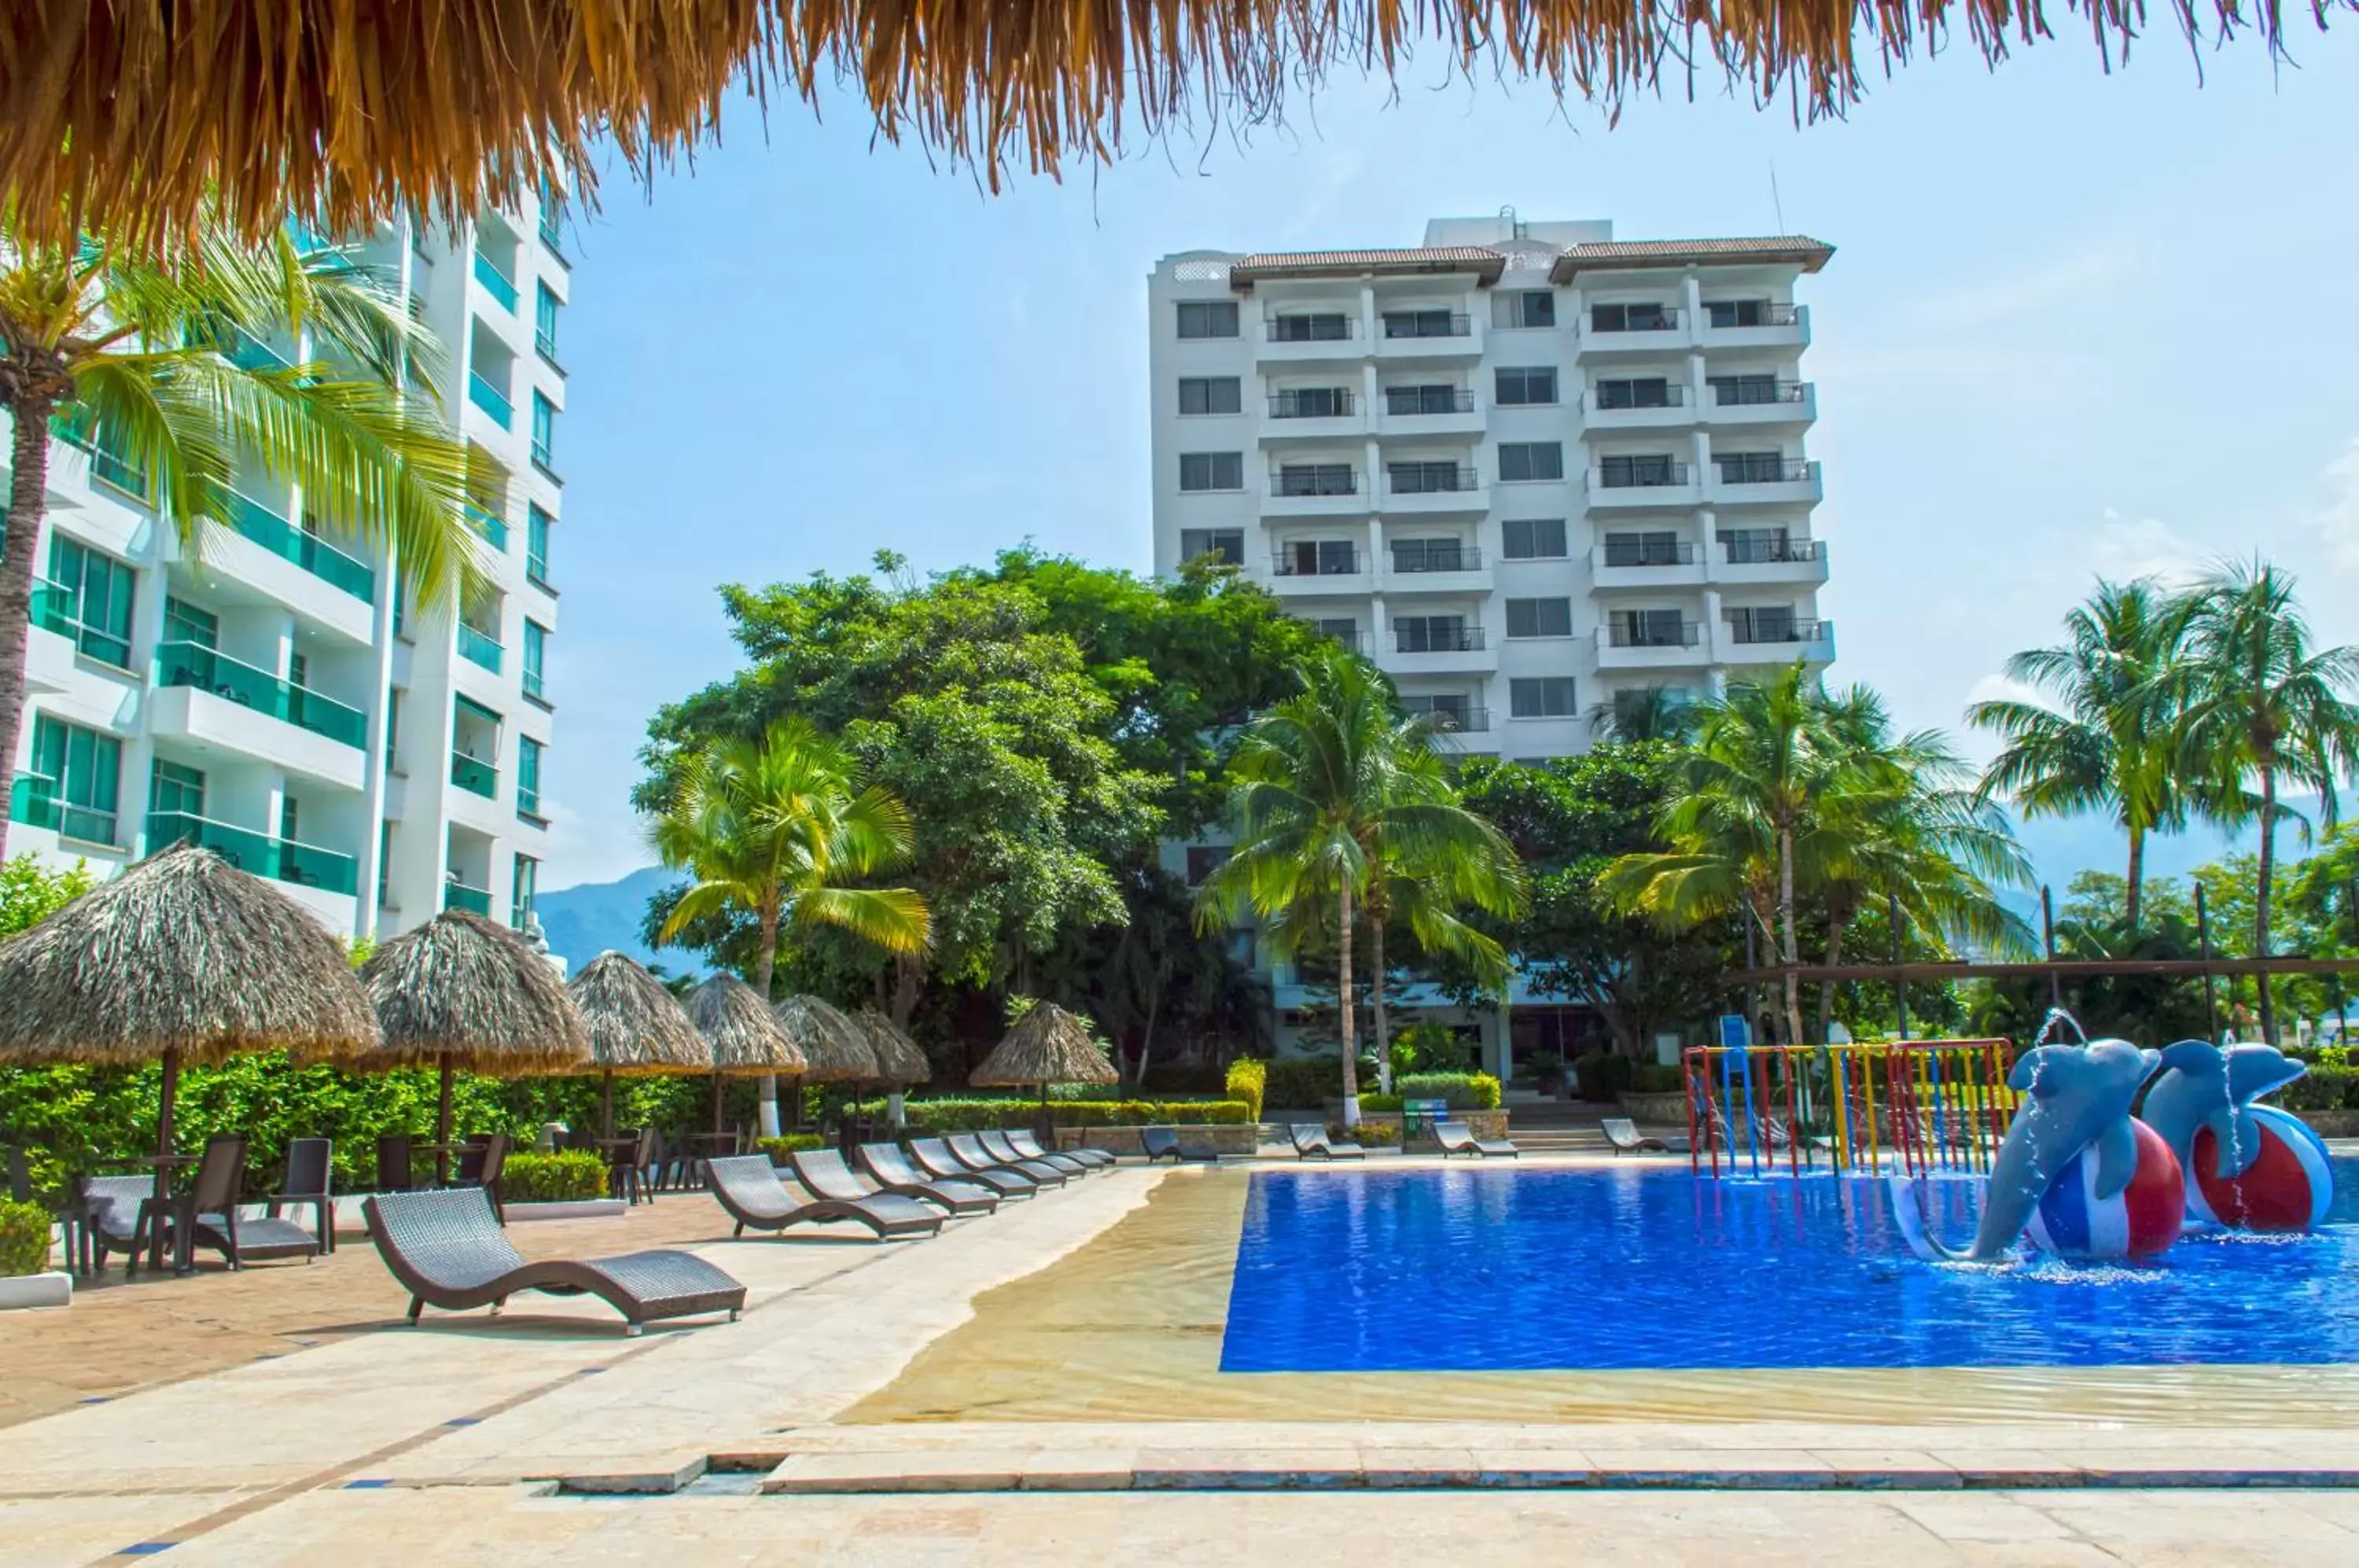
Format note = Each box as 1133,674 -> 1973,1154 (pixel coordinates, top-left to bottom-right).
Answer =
145,812 -> 359,896
445,880 -> 493,916
451,751 -> 498,798
154,641 -> 366,749
467,371 -> 513,428
223,490 -> 375,602
12,775 -> 116,844
473,250 -> 519,311
28,578 -> 73,639
457,624 -> 502,672
223,329 -> 291,372
50,414 -> 148,499
279,837 -> 361,896
466,502 -> 509,551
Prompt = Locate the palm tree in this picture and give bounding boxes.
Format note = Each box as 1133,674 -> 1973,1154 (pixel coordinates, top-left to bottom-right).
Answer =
1588,685 -> 1699,745
1196,652 -> 1525,1120
650,717 -> 932,1132
1968,579 -> 2191,930
2173,559 -> 2359,1043
1,216 -> 474,859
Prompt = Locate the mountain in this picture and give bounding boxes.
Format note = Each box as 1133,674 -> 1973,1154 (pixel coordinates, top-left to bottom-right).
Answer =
535,865 -> 696,978
2005,795 -> 2325,896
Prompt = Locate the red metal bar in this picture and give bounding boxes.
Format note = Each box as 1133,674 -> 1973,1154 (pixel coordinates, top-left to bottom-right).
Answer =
1783,1047 -> 1801,1176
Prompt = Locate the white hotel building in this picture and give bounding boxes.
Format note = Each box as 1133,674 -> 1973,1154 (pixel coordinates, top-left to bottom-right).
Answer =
1148,212 -> 1835,1069
6,196 -> 571,940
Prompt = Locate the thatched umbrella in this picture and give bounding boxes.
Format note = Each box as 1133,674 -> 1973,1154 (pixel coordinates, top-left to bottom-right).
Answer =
357,911 -> 592,1183
854,1010 -> 930,1132
683,975 -> 807,1139
971,1003 -> 1116,1142
566,952 -> 711,1139
774,995 -> 878,1085
0,845 -> 377,1234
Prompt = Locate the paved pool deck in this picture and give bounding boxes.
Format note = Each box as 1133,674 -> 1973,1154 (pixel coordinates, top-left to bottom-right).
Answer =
4,1157 -> 2356,1565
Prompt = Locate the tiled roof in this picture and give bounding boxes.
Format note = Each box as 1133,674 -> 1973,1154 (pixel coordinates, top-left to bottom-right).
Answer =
1550,237 -> 1834,282
1229,246 -> 1506,289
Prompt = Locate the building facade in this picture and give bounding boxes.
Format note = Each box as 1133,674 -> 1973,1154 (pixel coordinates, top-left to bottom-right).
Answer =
1146,213 -> 1835,1072
7,194 -> 570,943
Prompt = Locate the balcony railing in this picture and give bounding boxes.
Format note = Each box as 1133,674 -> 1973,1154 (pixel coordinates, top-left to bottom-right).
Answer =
220,327 -> 292,373
1588,308 -> 1682,334
1592,384 -> 1687,410
50,414 -> 148,499
1594,462 -> 1691,491
145,812 -> 359,895
1381,313 -> 1470,340
451,751 -> 499,798
466,501 -> 510,550
535,329 -> 561,368
1269,389 -> 1356,418
522,664 -> 546,705
28,577 -> 74,639
1271,468 -> 1359,498
1390,547 -> 1481,573
1385,388 -> 1475,416
1706,303 -> 1800,329
1266,316 -> 1356,343
1394,627 -> 1486,653
1609,621 -> 1700,649
1712,380 -> 1810,407
1386,466 -> 1478,495
1408,705 -> 1490,734
224,491 -> 376,601
473,250 -> 519,311
1723,537 -> 1823,565
457,624 -> 503,672
1728,617 -> 1831,646
1602,541 -> 1697,568
444,880 -> 493,916
1298,629 -> 1369,652
1717,457 -> 1814,484
155,641 -> 366,748
467,370 -> 513,428
1272,554 -> 1360,577
9,772 -> 116,844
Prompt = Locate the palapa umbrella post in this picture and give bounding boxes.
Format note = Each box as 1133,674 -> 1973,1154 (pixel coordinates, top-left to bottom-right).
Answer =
436,1054 -> 458,1186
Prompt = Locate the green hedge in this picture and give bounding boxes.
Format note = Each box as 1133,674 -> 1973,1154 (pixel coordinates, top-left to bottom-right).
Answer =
501,1150 -> 609,1203
1263,1058 -> 1349,1110
1628,1062 -> 1685,1095
755,1134 -> 828,1161
852,1097 -> 1253,1132
1396,1073 -> 1502,1111
0,1198 -> 50,1277
1360,1093 -> 1403,1113
1340,1121 -> 1400,1147
2279,1064 -> 2359,1112
1224,1059 -> 1266,1122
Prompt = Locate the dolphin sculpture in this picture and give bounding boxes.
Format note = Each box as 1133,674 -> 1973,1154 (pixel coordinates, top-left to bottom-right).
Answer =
1888,1039 -> 2164,1262
2141,1040 -> 2331,1229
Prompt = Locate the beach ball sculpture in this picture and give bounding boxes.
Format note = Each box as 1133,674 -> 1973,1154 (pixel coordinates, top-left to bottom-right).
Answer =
2023,1117 -> 2187,1259
2142,1041 -> 2334,1233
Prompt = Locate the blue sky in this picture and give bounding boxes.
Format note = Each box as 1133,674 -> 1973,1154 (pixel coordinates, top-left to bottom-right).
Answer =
539,31 -> 2359,889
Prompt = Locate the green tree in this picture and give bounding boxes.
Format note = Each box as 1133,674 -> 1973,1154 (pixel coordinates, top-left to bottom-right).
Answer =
2174,559 -> 2359,1043
650,718 -> 931,1132
1968,578 -> 2191,931
0,853 -> 92,936
1,216 -> 477,859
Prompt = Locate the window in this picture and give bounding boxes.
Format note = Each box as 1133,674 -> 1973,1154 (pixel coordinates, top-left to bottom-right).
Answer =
1493,367 -> 1557,407
1595,377 -> 1676,410
1401,694 -> 1475,731
522,620 -> 549,705
1599,453 -> 1681,488
1709,374 -> 1782,406
1496,442 -> 1564,483
377,821 -> 395,908
23,715 -> 122,843
1178,451 -> 1244,491
1382,308 -> 1463,339
1390,538 -> 1468,573
1275,462 -> 1354,497
392,573 -> 409,639
163,596 -> 218,648
1184,845 -> 1230,886
526,504 -> 553,586
149,759 -> 205,819
1722,527 -> 1800,564
1501,518 -> 1568,560
52,408 -> 146,498
385,686 -> 403,771
1307,616 -> 1360,646
1178,528 -> 1246,565
1589,301 -> 1675,333
1177,377 -> 1242,415
279,793 -> 300,845
1493,290 -> 1556,329
1504,598 -> 1573,639
1272,386 -> 1352,418
1281,539 -> 1357,576
535,282 -> 561,362
1510,678 -> 1578,719
530,392 -> 555,470
1726,605 -> 1802,643
1706,299 -> 1768,329
1387,460 -> 1470,494
1614,686 -> 1695,733
1394,614 -> 1471,653
1272,312 -> 1351,342
1176,300 -> 1239,339
1603,531 -> 1687,567
46,536 -> 136,667
1613,609 -> 1692,647
1717,451 -> 1791,484
517,736 -> 545,819
1385,384 -> 1466,417
513,854 -> 540,932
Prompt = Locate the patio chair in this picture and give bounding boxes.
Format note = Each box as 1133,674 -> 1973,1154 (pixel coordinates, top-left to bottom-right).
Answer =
793,1148 -> 989,1219
267,1136 -> 338,1252
447,1134 -> 511,1224
906,1138 -> 1037,1198
1601,1117 -> 1689,1157
859,1143 -> 1003,1213
947,1132 -> 1067,1187
69,1173 -> 156,1275
703,1155 -> 943,1241
361,1187 -> 744,1335
1009,1128 -> 1116,1169
1139,1127 -> 1220,1164
610,1129 -> 659,1205
167,1136 -> 321,1274
979,1128 -> 1091,1179
1288,1124 -> 1365,1161
376,1135 -> 415,1193
1435,1121 -> 1520,1158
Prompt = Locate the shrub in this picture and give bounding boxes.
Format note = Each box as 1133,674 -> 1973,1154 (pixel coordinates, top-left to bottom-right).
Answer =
755,1134 -> 828,1161
1396,1073 -> 1502,1111
1224,1058 -> 1267,1122
0,1198 -> 51,1277
1360,1092 -> 1403,1113
2280,1064 -> 2359,1113
1572,1050 -> 1634,1102
1262,1058 -> 1339,1110
1339,1121 -> 1399,1147
855,1097 -> 1253,1132
500,1150 -> 609,1203
1628,1062 -> 1685,1095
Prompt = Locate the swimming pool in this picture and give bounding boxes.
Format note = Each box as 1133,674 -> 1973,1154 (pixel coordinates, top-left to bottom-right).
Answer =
1220,1163 -> 2359,1374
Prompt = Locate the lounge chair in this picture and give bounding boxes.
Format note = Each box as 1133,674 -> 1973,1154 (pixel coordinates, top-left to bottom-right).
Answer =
267,1136 -> 337,1252
704,1155 -> 943,1241
793,1148 -> 989,1219
157,1136 -> 321,1274
1139,1127 -> 1220,1164
907,1138 -> 1037,1198
1602,1117 -> 1691,1157
858,1143 -> 1003,1213
946,1133 -> 1068,1187
1009,1128 -> 1115,1169
1289,1124 -> 1366,1161
362,1187 -> 744,1335
980,1128 -> 1091,1179
1435,1121 -> 1519,1158
70,1173 -> 160,1275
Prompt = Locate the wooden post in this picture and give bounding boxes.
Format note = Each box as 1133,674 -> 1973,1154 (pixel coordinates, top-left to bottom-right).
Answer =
2041,885 -> 2062,1010
1888,891 -> 1908,1042
2196,883 -> 2219,1044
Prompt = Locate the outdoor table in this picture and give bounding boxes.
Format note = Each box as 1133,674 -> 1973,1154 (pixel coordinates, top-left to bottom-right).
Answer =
128,1152 -> 201,1274
410,1141 -> 466,1187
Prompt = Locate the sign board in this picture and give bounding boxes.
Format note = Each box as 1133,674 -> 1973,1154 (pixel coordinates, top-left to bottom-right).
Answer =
1402,1098 -> 1448,1132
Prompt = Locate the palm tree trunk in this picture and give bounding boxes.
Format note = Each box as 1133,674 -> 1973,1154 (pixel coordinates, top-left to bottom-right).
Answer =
1777,826 -> 1805,1046
1134,985 -> 1163,1091
2125,826 -> 2146,933
753,897 -> 782,1139
1818,918 -> 1848,1046
2256,767 -> 2277,1044
1370,911 -> 1392,1096
0,393 -> 57,864
1336,879 -> 1360,1126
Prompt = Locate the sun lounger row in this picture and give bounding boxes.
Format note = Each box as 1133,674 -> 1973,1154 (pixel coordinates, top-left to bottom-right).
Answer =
1287,1121 -> 1522,1160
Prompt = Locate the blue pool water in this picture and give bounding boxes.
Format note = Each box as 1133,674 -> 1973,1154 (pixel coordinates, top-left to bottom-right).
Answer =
1219,1163 -> 2359,1373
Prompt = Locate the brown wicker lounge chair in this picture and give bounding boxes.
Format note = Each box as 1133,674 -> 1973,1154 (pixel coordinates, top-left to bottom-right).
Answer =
704,1155 -> 943,1240
1602,1117 -> 1691,1157
947,1132 -> 1067,1187
1008,1128 -> 1115,1169
70,1173 -> 158,1275
1435,1121 -> 1519,1159
980,1128 -> 1091,1178
1139,1127 -> 1220,1164
169,1136 -> 321,1273
1289,1124 -> 1367,1161
907,1138 -> 1038,1198
362,1187 -> 744,1335
267,1137 -> 338,1251
859,1143 -> 1004,1212
793,1148 -> 992,1218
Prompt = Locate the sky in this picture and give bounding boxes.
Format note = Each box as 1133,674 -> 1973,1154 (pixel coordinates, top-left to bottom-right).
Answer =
537,28 -> 2359,891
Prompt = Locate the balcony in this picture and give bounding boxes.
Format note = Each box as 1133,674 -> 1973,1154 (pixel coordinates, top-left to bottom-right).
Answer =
1261,388 -> 1364,443
1406,706 -> 1489,735
451,751 -> 499,798
9,773 -> 116,845
1268,553 -> 1371,596
1377,385 -> 1485,439
1394,626 -> 1485,653
1708,457 -> 1824,508
1592,541 -> 1706,591
467,370 -> 513,429
1706,380 -> 1816,429
223,490 -> 376,602
1713,537 -> 1831,589
1586,462 -> 1700,510
1263,467 -> 1363,518
1382,465 -> 1485,516
155,641 -> 366,749
1584,384 -> 1695,431
24,579 -> 77,694
1725,617 -> 1837,663
1579,308 -> 1688,355
1257,315 -> 1360,366
1597,621 -> 1706,671
1375,312 -> 1481,363
445,879 -> 494,917
473,250 -> 519,311
458,623 -> 503,673
466,501 -> 509,551
1702,302 -> 1811,352
50,414 -> 149,500
145,812 -> 359,896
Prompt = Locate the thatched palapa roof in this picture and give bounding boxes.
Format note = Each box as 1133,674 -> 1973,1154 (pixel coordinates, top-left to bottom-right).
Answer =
2,2 -> 2331,252
567,952 -> 710,1075
856,1010 -> 932,1086
0,845 -> 376,1066
774,995 -> 878,1084
356,911 -> 591,1074
685,975 -> 808,1076
972,1003 -> 1116,1088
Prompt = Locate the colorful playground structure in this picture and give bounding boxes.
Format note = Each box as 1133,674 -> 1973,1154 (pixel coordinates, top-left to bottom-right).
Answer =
1681,1037 -> 2021,1178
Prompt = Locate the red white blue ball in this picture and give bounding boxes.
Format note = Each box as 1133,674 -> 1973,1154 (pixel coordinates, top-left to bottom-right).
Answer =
2026,1120 -> 2185,1260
